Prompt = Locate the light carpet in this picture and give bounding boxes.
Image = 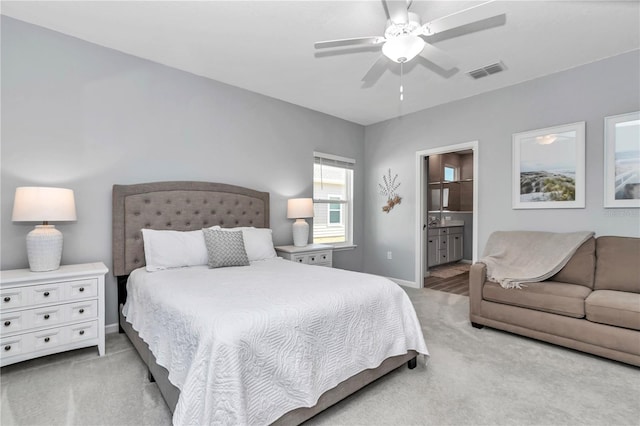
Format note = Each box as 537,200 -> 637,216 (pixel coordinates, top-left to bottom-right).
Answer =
1,288 -> 638,426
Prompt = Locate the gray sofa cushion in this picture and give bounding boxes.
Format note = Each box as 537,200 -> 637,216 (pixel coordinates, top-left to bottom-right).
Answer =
595,236 -> 640,293
550,237 -> 595,288
483,280 -> 592,318
586,290 -> 640,331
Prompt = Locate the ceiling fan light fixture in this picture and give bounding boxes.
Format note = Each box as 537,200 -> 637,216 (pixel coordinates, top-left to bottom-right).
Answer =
384,13 -> 422,38
382,35 -> 425,63
536,135 -> 558,145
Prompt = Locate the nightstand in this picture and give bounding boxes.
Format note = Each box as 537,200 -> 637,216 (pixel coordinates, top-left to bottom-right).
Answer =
275,244 -> 333,267
0,262 -> 108,367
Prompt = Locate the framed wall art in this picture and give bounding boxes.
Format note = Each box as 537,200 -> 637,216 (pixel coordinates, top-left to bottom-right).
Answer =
604,111 -> 640,208
512,122 -> 585,209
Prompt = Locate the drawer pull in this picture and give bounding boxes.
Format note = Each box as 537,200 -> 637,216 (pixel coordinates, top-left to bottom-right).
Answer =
79,308 -> 85,314
44,314 -> 50,320
44,291 -> 50,297
4,321 -> 10,327
79,330 -> 85,336
44,337 -> 50,343
3,297 -> 10,302
79,287 -> 85,293
4,345 -> 11,351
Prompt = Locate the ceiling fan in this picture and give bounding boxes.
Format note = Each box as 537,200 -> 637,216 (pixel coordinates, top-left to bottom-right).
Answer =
314,0 -> 506,88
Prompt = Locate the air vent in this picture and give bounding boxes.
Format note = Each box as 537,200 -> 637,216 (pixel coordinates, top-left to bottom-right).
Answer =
468,61 -> 506,79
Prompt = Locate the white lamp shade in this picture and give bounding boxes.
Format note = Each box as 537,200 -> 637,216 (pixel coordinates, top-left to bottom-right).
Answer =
12,187 -> 77,222
382,35 -> 425,63
287,198 -> 314,219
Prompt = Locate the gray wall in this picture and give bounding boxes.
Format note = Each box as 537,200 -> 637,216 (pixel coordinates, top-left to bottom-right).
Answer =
3,16 -> 639,322
1,17 -> 365,326
363,50 -> 640,282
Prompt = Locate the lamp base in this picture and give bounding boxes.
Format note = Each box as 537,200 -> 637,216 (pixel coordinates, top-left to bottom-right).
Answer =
26,225 -> 63,272
292,219 -> 309,247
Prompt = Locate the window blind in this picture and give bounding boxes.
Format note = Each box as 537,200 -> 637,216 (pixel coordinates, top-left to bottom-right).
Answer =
314,152 -> 355,194
313,152 -> 355,170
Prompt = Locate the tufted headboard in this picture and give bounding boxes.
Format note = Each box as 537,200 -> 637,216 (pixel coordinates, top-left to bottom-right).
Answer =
112,181 -> 270,277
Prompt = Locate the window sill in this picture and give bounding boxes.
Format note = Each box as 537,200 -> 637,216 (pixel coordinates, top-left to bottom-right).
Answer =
332,244 -> 357,252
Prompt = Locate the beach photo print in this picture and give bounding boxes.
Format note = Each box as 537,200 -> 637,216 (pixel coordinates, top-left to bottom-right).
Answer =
512,122 -> 585,209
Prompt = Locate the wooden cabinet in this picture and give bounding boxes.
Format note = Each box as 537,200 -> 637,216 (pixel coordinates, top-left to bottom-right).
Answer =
449,230 -> 464,262
0,263 -> 108,367
427,237 -> 439,268
275,244 -> 333,267
427,227 -> 463,267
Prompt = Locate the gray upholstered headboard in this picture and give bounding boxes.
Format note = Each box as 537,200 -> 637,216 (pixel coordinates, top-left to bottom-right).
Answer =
112,181 -> 270,277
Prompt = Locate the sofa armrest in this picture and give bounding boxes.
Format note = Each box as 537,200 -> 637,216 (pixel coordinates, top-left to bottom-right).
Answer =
469,262 -> 487,317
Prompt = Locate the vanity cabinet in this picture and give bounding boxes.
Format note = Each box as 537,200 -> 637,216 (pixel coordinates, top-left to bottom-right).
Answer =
427,227 -> 463,267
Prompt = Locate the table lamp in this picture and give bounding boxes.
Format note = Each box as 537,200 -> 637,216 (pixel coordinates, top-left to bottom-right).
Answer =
12,187 -> 77,272
287,198 -> 313,247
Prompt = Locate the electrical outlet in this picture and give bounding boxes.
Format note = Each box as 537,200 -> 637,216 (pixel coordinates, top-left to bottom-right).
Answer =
387,251 -> 392,260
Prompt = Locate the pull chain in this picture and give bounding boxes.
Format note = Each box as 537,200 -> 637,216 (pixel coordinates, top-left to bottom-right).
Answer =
400,61 -> 404,101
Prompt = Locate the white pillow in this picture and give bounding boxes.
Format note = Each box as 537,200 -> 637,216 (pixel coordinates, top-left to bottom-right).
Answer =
242,228 -> 277,261
141,228 -> 208,272
215,227 -> 277,261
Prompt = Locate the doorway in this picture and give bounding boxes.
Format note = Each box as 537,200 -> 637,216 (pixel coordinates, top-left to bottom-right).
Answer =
414,141 -> 479,288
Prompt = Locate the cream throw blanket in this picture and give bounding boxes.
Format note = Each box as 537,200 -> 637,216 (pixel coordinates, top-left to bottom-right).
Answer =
480,231 -> 594,289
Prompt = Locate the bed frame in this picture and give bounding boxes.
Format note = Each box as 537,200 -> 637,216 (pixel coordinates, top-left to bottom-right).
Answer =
112,181 -> 417,425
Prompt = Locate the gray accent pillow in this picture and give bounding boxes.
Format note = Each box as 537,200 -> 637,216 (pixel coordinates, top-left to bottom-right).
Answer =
203,228 -> 250,268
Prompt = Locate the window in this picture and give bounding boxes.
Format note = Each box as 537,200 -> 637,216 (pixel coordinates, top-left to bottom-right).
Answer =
313,152 -> 354,246
444,166 -> 456,182
328,196 -> 343,226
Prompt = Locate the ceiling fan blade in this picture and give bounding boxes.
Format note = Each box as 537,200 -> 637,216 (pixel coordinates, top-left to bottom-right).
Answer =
384,0 -> 409,24
361,55 -> 389,87
315,36 -> 385,49
419,42 -> 457,70
423,14 -> 506,44
422,1 -> 505,36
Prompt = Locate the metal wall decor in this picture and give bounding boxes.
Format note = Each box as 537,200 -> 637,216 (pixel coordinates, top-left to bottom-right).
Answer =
379,168 -> 402,213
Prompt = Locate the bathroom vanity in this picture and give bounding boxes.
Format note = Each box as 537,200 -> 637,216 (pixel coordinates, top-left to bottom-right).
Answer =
427,222 -> 464,267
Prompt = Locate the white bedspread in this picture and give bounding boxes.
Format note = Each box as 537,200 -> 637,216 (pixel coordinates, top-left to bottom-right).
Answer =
123,258 -> 428,425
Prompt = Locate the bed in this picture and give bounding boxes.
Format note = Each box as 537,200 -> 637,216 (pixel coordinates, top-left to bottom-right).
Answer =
113,181 -> 428,425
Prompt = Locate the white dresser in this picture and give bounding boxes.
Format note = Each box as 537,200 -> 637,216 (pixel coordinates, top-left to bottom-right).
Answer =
0,262 -> 108,367
275,244 -> 333,267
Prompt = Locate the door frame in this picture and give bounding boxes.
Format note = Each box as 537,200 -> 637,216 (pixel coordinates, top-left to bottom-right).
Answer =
415,141 -> 479,287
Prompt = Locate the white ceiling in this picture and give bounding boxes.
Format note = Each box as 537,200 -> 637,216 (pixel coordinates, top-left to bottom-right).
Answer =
2,1 -> 639,126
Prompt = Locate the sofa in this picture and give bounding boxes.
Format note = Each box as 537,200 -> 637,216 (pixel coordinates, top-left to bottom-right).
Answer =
469,235 -> 640,366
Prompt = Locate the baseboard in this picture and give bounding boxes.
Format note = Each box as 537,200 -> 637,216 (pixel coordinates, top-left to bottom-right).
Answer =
105,323 -> 119,334
387,277 -> 420,289
460,259 -> 472,264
